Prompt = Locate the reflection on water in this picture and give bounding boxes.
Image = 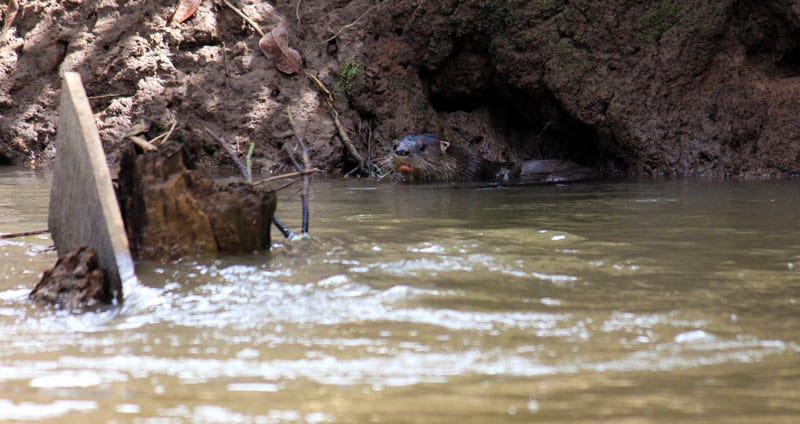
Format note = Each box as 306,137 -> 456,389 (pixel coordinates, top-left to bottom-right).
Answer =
1,166 -> 799,422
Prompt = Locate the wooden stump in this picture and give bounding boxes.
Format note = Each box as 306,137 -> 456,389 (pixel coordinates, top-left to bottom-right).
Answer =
117,142 -> 277,259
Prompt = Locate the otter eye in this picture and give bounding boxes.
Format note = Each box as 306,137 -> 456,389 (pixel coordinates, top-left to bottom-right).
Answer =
418,144 -> 426,152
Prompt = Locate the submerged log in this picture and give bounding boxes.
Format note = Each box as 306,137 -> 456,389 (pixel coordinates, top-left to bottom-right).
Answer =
116,142 -> 276,259
30,247 -> 112,309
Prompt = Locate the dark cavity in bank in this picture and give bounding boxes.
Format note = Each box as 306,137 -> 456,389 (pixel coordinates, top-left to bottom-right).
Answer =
418,37 -> 620,173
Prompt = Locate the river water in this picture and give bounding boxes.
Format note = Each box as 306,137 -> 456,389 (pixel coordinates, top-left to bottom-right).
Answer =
1,166 -> 799,423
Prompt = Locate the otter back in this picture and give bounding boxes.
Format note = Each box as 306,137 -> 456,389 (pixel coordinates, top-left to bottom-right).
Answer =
518,159 -> 595,183
391,134 -> 594,183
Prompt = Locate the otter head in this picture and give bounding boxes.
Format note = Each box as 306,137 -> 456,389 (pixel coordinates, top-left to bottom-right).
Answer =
391,134 -> 452,182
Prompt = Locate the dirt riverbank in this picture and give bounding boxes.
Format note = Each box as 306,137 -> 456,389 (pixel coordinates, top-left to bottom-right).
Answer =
1,1 -> 799,177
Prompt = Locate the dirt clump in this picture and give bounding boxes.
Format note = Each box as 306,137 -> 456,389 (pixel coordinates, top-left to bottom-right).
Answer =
30,246 -> 113,310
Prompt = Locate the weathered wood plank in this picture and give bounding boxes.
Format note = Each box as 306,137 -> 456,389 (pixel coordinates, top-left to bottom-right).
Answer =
48,72 -> 135,304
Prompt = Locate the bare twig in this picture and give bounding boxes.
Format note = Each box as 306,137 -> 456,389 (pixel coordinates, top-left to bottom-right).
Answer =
271,179 -> 302,193
221,0 -> 265,37
122,122 -> 157,150
272,216 -> 297,240
304,71 -> 334,108
150,120 -> 178,145
303,71 -> 366,171
362,118 -> 378,177
274,140 -> 309,241
203,125 -> 249,180
254,168 -> 320,186
1,229 -> 49,239
295,0 -> 302,26
285,108 -> 311,236
222,41 -> 232,89
537,120 -> 553,143
88,93 -> 121,100
343,166 -> 360,177
536,120 -> 553,157
282,143 -> 303,172
320,1 -> 382,44
128,135 -> 158,152
299,139 -> 311,236
332,109 -> 365,168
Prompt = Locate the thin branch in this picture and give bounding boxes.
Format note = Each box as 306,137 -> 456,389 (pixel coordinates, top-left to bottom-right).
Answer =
222,0 -> 265,37
332,109 -> 365,168
1,229 -> 49,239
87,93 -> 121,100
245,142 -> 256,183
295,0 -> 302,26
282,143 -> 304,172
203,125 -> 249,180
272,216 -> 297,240
537,120 -> 554,143
320,1 -> 382,44
299,138 -> 311,236
304,71 -> 334,108
150,119 -> 178,145
304,71 -> 366,171
271,179 -> 301,192
343,166 -> 360,177
365,118 -> 376,177
222,41 -> 232,89
281,142 -> 311,235
285,108 -> 311,237
253,168 -> 320,186
128,135 -> 158,152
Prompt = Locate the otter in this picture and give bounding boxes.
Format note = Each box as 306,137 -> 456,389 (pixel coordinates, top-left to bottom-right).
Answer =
391,134 -> 594,183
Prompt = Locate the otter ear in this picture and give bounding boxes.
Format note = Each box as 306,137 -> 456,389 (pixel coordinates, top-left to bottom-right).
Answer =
439,140 -> 450,153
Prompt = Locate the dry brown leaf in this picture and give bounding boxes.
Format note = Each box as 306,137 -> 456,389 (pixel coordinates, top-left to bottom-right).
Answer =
171,0 -> 201,25
258,25 -> 302,75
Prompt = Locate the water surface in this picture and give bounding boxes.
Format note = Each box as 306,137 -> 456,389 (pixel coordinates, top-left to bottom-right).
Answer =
1,166 -> 799,422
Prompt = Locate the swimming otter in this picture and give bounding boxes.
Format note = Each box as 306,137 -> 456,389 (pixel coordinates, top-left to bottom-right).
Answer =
391,134 -> 594,183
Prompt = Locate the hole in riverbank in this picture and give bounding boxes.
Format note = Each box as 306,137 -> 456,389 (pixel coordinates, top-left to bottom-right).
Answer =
778,44 -> 800,74
420,47 -> 607,169
487,88 -> 602,166
736,1 -> 800,76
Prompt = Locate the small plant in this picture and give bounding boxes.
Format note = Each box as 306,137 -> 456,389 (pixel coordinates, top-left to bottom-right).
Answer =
334,58 -> 361,99
245,142 -> 255,183
480,0 -> 521,34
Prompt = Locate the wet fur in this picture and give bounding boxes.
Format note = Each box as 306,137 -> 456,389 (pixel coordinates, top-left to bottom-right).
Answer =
392,134 -> 494,182
391,134 -> 594,183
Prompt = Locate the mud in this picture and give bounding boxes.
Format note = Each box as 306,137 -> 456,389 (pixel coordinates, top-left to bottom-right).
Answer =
1,1 -> 799,177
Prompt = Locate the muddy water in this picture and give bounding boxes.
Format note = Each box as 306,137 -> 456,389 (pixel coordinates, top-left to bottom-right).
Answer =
1,166 -> 799,423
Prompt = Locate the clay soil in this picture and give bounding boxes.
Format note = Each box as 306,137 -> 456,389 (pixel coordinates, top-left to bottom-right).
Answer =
1,0 -> 800,177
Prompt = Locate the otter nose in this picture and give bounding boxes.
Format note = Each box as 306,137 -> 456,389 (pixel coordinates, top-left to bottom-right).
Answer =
394,145 -> 410,157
